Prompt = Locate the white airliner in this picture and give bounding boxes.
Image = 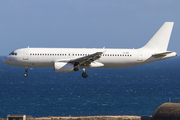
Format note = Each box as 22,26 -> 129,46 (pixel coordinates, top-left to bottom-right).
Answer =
2,22 -> 177,78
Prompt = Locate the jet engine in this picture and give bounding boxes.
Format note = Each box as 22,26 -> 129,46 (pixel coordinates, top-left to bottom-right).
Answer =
54,62 -> 78,72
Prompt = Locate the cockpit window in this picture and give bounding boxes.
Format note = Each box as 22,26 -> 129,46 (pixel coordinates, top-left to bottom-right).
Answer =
9,51 -> 17,56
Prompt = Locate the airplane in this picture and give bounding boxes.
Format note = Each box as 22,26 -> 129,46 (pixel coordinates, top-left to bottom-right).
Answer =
2,22 -> 177,78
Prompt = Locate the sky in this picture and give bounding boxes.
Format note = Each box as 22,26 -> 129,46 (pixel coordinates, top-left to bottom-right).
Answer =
0,0 -> 180,56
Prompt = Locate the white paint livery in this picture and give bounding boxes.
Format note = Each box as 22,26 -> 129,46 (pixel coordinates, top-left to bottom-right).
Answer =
3,22 -> 177,78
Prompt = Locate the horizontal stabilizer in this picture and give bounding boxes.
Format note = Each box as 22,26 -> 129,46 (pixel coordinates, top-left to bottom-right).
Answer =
152,51 -> 177,57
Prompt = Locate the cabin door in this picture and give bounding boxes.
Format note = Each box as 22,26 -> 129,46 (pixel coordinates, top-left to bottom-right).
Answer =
137,50 -> 143,61
23,49 -> 29,60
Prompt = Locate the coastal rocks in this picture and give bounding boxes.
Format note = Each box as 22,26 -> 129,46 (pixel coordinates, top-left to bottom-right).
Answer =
35,115 -> 152,120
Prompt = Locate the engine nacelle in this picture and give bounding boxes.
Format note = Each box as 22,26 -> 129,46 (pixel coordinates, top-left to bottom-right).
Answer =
54,62 -> 78,73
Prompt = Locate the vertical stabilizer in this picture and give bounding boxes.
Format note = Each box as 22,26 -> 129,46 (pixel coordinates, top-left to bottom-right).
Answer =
142,22 -> 174,51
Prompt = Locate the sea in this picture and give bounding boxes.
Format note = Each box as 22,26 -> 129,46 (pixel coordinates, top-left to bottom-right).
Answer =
0,56 -> 180,118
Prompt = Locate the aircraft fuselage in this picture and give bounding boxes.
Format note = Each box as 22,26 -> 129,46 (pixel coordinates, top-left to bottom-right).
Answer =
3,48 -> 176,68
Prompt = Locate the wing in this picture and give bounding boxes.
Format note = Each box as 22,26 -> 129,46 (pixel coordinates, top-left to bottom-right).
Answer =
70,52 -> 103,66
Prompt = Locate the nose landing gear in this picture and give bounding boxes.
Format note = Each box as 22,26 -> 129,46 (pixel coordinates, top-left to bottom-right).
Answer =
24,67 -> 28,77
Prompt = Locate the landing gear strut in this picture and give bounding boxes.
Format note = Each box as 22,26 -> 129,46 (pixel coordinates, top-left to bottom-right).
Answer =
24,67 -> 28,77
82,68 -> 88,78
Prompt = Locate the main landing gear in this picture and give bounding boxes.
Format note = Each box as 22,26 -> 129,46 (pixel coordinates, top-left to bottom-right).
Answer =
24,67 -> 28,77
82,68 -> 88,78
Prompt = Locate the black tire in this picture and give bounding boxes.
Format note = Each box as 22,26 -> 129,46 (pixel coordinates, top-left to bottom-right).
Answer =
82,72 -> 88,78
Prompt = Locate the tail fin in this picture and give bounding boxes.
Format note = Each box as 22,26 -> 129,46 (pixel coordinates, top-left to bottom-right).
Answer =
142,22 -> 174,51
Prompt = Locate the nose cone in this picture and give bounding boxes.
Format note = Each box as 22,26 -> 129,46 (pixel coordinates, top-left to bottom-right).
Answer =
2,56 -> 8,64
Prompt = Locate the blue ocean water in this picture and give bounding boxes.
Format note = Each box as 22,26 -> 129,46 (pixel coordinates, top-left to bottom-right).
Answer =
0,56 -> 180,118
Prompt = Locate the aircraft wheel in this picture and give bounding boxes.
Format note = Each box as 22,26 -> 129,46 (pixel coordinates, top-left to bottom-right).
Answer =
24,73 -> 28,77
82,72 -> 88,78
